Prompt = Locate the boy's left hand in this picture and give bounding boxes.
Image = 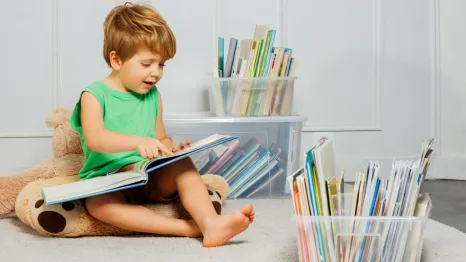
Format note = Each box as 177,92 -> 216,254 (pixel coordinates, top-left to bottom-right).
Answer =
172,140 -> 190,153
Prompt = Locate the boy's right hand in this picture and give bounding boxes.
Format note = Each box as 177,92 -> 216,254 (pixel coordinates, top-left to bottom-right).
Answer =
135,138 -> 174,159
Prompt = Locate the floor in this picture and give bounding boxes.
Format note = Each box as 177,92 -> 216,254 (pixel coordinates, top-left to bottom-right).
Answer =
0,179 -> 465,261
0,199 -> 300,262
421,179 -> 466,232
2,194 -> 466,262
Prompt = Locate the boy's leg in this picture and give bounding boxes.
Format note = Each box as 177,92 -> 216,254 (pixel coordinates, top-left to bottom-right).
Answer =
85,191 -> 201,237
147,157 -> 254,247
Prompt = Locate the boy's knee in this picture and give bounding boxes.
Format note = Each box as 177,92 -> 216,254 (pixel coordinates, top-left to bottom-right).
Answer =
85,195 -> 120,220
174,157 -> 196,173
85,197 -> 105,220
158,157 -> 197,181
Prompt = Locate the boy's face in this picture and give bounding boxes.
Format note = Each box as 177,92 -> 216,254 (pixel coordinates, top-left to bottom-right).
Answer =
115,48 -> 166,94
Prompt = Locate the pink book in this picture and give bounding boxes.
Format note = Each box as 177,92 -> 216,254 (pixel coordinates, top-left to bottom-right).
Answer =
206,140 -> 241,174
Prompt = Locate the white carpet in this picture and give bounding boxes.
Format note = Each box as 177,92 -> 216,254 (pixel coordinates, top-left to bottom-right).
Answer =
422,219 -> 466,262
0,199 -> 465,262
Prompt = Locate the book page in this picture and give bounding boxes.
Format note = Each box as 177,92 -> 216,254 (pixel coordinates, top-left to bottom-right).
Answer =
165,134 -> 233,159
136,134 -> 234,172
42,170 -> 145,205
142,134 -> 237,174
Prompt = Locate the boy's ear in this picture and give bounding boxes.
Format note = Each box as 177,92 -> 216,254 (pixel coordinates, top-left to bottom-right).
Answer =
109,51 -> 123,70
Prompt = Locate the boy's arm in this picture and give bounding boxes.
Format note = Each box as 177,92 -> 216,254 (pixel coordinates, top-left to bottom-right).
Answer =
155,92 -> 175,150
81,91 -> 146,153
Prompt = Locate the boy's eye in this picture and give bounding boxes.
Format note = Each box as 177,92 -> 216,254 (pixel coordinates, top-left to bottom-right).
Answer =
142,63 -> 151,67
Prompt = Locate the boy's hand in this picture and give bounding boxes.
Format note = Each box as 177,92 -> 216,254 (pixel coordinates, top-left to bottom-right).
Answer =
172,139 -> 191,153
136,138 -> 174,159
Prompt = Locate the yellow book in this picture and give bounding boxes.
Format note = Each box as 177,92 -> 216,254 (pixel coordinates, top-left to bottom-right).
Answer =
326,176 -> 336,215
312,164 -> 331,261
312,165 -> 322,215
326,176 -> 337,261
336,168 -> 345,261
240,41 -> 257,115
246,39 -> 265,115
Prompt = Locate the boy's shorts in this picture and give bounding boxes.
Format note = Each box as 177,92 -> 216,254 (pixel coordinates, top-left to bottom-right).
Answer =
109,162 -> 179,204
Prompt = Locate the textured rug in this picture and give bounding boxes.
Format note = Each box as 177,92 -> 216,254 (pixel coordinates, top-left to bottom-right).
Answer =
0,198 -> 465,262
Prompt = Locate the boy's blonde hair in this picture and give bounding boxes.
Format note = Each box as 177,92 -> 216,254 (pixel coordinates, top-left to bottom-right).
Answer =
103,2 -> 176,66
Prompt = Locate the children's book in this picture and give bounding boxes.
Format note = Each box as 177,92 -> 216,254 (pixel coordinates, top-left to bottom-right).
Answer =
42,134 -> 238,205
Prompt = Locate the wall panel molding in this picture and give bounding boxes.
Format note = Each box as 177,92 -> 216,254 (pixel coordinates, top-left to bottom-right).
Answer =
0,165 -> 37,176
52,0 -> 60,109
301,0 -> 382,132
431,0 -> 442,156
0,0 -> 59,138
0,131 -> 53,138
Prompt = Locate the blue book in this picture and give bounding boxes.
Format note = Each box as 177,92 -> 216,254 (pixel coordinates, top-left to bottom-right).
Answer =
42,134 -> 238,205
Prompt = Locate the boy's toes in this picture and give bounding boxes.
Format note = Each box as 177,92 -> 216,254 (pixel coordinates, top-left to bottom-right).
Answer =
240,204 -> 254,217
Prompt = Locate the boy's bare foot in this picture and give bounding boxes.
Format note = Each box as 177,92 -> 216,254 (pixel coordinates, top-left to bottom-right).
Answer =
202,204 -> 254,247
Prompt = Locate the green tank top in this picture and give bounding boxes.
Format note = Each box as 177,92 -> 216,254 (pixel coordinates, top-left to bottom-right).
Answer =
70,81 -> 159,180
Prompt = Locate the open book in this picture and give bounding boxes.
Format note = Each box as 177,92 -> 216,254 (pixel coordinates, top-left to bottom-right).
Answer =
42,134 -> 238,205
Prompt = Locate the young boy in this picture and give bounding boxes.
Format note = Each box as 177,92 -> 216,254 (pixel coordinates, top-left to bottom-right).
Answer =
70,3 -> 254,247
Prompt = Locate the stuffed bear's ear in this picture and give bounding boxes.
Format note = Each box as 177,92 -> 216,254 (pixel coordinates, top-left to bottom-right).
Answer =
45,108 -> 72,129
202,174 -> 230,201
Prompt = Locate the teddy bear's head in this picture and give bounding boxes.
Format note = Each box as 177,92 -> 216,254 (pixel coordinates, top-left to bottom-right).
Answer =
45,108 -> 83,158
15,175 -> 86,237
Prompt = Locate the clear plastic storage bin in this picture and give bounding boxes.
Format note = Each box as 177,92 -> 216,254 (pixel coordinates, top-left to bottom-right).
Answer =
207,76 -> 297,117
295,193 -> 431,262
164,114 -> 306,199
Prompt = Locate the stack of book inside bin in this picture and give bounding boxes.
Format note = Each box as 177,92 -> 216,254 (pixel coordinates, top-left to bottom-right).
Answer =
289,138 -> 435,262
210,24 -> 297,117
191,137 -> 285,199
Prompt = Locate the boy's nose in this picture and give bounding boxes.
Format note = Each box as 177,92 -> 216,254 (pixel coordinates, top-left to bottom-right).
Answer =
151,69 -> 160,78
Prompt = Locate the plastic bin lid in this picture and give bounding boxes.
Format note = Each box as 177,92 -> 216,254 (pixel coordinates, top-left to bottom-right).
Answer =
164,113 -> 307,124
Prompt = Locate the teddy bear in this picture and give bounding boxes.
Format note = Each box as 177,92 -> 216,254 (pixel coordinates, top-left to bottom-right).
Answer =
15,173 -> 227,237
0,108 -> 230,237
0,108 -> 84,218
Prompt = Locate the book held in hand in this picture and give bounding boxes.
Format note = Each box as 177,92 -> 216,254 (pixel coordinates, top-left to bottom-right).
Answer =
42,134 -> 238,206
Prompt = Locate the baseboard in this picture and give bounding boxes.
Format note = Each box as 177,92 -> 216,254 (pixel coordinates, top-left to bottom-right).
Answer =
0,165 -> 34,176
426,156 -> 466,180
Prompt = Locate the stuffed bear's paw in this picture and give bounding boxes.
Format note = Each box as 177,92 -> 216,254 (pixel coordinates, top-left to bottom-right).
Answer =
30,198 -> 81,236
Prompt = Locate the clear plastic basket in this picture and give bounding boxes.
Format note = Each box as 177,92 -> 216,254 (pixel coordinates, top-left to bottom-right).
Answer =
295,193 -> 431,262
208,76 -> 297,117
164,114 -> 306,199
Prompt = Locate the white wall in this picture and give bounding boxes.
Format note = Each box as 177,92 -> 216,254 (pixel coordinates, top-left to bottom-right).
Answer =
1,0 -> 465,181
